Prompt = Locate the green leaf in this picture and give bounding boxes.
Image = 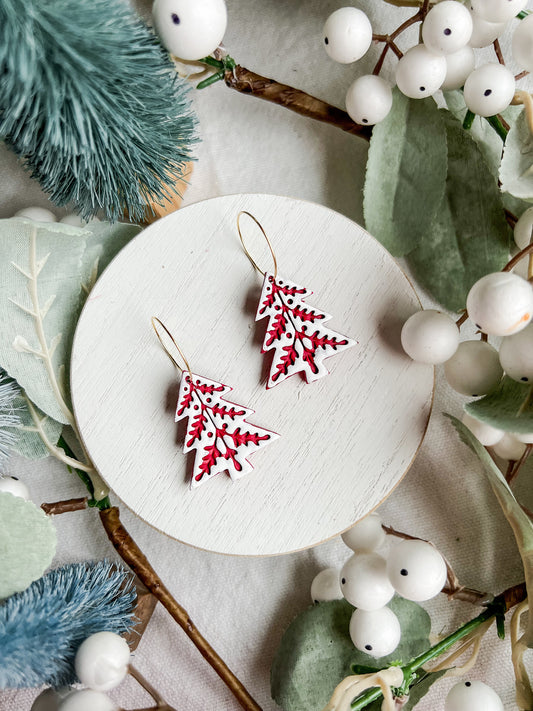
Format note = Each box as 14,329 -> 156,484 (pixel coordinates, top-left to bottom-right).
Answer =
500,110 -> 533,202
80,221 -> 142,292
409,111 -> 510,311
402,670 -> 448,711
465,376 -> 533,433
363,90 -> 447,257
271,598 -> 431,711
12,393 -> 63,460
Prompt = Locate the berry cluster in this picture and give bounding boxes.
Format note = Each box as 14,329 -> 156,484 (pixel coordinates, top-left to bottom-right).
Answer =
401,210 -> 533,458
323,1 -> 532,126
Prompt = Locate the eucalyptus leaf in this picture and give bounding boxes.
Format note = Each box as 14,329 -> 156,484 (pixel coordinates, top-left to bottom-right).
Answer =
363,89 -> 447,257
12,393 -> 63,460
401,670 -> 448,711
80,221 -> 142,292
271,598 -> 431,711
500,110 -> 533,202
409,111 -> 510,310
465,376 -> 533,434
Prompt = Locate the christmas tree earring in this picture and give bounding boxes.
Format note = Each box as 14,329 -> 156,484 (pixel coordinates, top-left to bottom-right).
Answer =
237,212 -> 357,389
151,317 -> 279,488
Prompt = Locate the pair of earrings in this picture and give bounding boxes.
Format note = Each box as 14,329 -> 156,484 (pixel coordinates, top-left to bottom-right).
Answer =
153,212 -> 356,488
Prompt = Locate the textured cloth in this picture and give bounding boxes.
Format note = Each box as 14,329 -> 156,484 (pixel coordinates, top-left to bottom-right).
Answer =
1,0 -> 531,709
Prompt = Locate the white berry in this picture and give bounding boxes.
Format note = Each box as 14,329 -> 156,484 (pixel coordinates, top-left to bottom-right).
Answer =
442,46 -> 476,90
32,689 -> 73,711
311,568 -> 343,603
349,607 -> 401,658
462,413 -> 504,446
386,540 -> 447,602
401,310 -> 459,364
340,553 -> 395,611
514,207 -> 533,250
445,680 -> 504,711
492,433 -> 527,461
499,324 -> 533,383
341,512 -> 386,552
444,340 -> 502,396
0,476 -> 30,501
75,631 -> 130,692
513,14 -> 533,72
14,207 -> 56,222
463,63 -> 515,117
468,9 -> 507,47
395,45 -> 447,99
60,214 -> 101,227
323,8 -> 372,64
422,1 -> 473,55
58,690 -> 118,711
345,75 -> 393,126
471,0 -> 527,23
466,272 -> 533,336
152,0 -> 227,61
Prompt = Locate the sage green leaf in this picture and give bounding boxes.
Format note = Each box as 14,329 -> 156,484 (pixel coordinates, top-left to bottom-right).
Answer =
12,393 -> 63,460
80,221 -> 142,292
363,89 -> 447,257
465,377 -> 533,433
500,110 -> 533,202
0,219 -> 88,424
402,670 -> 448,711
409,111 -> 510,311
271,598 -> 431,711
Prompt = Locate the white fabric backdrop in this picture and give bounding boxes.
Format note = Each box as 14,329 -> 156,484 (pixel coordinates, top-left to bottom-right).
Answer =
1,1 -> 532,709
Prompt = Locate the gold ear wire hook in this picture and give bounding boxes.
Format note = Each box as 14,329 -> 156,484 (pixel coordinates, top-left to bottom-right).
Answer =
237,211 -> 278,278
151,317 -> 193,381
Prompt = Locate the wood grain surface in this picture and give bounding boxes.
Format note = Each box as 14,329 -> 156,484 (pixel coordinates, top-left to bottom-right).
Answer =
70,194 -> 433,555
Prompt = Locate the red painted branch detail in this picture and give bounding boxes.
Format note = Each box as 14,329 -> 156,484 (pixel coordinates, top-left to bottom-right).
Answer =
175,373 -> 279,487
256,272 -> 357,388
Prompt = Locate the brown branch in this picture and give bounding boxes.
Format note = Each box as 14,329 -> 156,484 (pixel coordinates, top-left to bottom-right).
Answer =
493,38 -> 505,65
125,665 -> 177,711
503,242 -> 533,272
456,311 -> 469,328
507,444 -> 533,486
100,507 -> 262,711
516,71 -> 530,81
41,497 -> 88,515
223,65 -> 372,140
506,208 -> 519,229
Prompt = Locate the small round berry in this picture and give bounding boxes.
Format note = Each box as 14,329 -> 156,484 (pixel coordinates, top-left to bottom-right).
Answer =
341,512 -> 386,552
499,324 -> 533,383
442,46 -> 476,90
32,689 -> 72,711
463,63 -> 515,117
444,341 -> 502,396
323,8 -> 372,64
75,631 -> 130,691
401,310 -> 459,364
492,433 -> 527,461
0,476 -> 30,500
58,690 -> 118,711
445,679 -> 504,711
468,9 -> 507,47
462,413 -> 504,447
422,1 -> 473,54
349,607 -> 401,658
340,553 -> 395,611
59,214 -> 101,227
513,14 -> 533,72
310,568 -> 343,603
395,45 -> 447,99
466,272 -> 533,336
345,75 -> 393,126
386,540 -> 447,602
471,0 -> 527,23
514,207 -> 533,251
152,0 -> 227,61
14,207 -> 56,222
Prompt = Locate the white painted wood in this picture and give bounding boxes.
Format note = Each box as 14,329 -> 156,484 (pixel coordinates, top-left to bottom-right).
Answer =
70,194 -> 433,556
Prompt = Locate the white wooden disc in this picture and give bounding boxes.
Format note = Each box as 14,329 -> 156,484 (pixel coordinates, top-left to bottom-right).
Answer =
71,194 -> 433,556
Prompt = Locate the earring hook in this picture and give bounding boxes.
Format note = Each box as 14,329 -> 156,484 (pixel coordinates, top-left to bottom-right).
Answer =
151,317 -> 193,380
237,211 -> 278,278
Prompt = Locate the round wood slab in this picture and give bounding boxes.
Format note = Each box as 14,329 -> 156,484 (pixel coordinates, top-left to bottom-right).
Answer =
71,194 -> 433,556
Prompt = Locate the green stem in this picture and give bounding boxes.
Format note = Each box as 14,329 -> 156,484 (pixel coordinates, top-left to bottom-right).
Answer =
463,109 -> 475,130
350,605 -> 498,709
57,435 -> 111,510
198,56 -> 224,69
197,69 -> 226,89
517,10 -> 530,19
485,114 -> 509,141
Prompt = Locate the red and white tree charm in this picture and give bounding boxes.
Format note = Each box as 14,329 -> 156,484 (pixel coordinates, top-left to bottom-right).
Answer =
256,272 -> 357,388
175,372 -> 279,487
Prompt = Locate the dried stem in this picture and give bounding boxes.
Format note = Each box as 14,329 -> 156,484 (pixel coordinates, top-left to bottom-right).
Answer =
455,311 -> 469,328
126,665 -> 177,711
516,71 -> 530,81
506,209 -> 519,229
41,497 -> 88,515
222,65 -> 371,139
502,241 -> 533,272
506,444 -> 533,486
99,507 -> 262,711
493,39 -> 505,65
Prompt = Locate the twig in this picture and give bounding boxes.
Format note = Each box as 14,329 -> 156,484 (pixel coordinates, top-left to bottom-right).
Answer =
223,65 -> 371,139
507,444 -> 533,485
41,497 -> 88,515
99,507 -> 262,711
505,209 -> 518,229
502,241 -> 533,272
516,71 -> 529,81
127,665 -> 177,711
493,39 -> 505,65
